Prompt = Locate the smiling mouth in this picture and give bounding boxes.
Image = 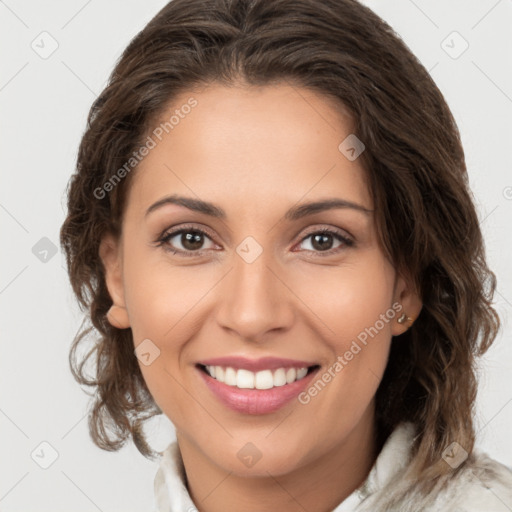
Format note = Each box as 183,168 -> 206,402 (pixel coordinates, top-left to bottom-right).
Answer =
197,364 -> 320,390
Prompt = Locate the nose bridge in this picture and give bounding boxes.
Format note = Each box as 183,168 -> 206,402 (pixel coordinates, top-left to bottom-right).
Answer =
216,240 -> 293,340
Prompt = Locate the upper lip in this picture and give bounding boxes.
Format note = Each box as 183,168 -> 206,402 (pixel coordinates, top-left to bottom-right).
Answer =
197,356 -> 318,372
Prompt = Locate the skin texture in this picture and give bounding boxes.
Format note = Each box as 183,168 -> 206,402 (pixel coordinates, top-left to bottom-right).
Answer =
100,83 -> 422,512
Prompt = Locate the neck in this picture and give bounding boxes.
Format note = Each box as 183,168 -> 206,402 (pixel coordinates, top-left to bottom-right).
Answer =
177,408 -> 378,512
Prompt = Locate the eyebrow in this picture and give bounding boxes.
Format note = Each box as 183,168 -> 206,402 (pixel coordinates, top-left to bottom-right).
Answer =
145,194 -> 373,220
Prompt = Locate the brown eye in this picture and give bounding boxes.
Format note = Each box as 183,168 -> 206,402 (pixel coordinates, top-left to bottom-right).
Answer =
297,229 -> 354,255
310,233 -> 335,251
159,227 -> 216,255
180,231 -> 205,251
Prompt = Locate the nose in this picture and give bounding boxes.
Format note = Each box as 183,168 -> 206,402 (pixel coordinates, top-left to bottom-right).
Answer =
215,244 -> 295,343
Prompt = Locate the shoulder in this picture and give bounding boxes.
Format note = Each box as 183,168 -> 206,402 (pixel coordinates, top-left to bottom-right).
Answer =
355,425 -> 512,512
432,451 -> 512,512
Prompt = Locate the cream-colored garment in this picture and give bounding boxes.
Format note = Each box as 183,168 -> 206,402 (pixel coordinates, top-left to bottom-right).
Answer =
154,422 -> 512,512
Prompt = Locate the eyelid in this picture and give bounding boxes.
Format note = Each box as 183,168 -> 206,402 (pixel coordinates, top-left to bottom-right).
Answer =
157,223 -> 217,242
297,224 -> 353,242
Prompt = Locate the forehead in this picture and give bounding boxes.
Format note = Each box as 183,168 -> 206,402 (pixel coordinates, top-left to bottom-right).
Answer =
125,83 -> 371,219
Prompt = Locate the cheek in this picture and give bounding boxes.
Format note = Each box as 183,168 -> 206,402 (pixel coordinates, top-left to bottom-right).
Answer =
121,257 -> 198,421
290,252 -> 396,417
121,248 -> 223,419
123,253 -> 213,342
293,252 -> 396,347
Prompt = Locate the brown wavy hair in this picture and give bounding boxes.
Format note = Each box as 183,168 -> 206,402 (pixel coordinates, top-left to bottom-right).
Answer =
60,0 -> 500,500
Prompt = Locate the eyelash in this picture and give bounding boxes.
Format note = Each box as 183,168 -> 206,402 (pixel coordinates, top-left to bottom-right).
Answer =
155,224 -> 355,258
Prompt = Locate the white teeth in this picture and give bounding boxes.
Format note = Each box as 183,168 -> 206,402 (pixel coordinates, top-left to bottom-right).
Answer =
204,365 -> 311,389
237,369 -> 255,389
254,370 -> 274,390
214,366 -> 224,381
296,367 -> 308,380
225,367 -> 237,386
273,368 -> 287,387
286,368 -> 297,384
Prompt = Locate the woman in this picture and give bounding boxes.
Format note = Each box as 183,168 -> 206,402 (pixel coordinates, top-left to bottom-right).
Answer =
60,0 -> 512,510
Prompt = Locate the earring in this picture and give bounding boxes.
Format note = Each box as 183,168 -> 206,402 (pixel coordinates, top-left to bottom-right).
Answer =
397,312 -> 413,325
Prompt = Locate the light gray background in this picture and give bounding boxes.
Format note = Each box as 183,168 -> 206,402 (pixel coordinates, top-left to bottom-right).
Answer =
1,1 -> 511,511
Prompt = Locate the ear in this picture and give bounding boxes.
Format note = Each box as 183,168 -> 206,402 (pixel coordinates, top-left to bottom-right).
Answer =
99,232 -> 130,329
391,270 -> 422,336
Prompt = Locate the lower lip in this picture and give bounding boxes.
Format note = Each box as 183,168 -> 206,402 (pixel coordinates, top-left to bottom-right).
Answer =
197,366 -> 319,415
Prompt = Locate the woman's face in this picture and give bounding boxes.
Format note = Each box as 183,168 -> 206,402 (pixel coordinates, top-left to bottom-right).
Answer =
101,83 -> 419,477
